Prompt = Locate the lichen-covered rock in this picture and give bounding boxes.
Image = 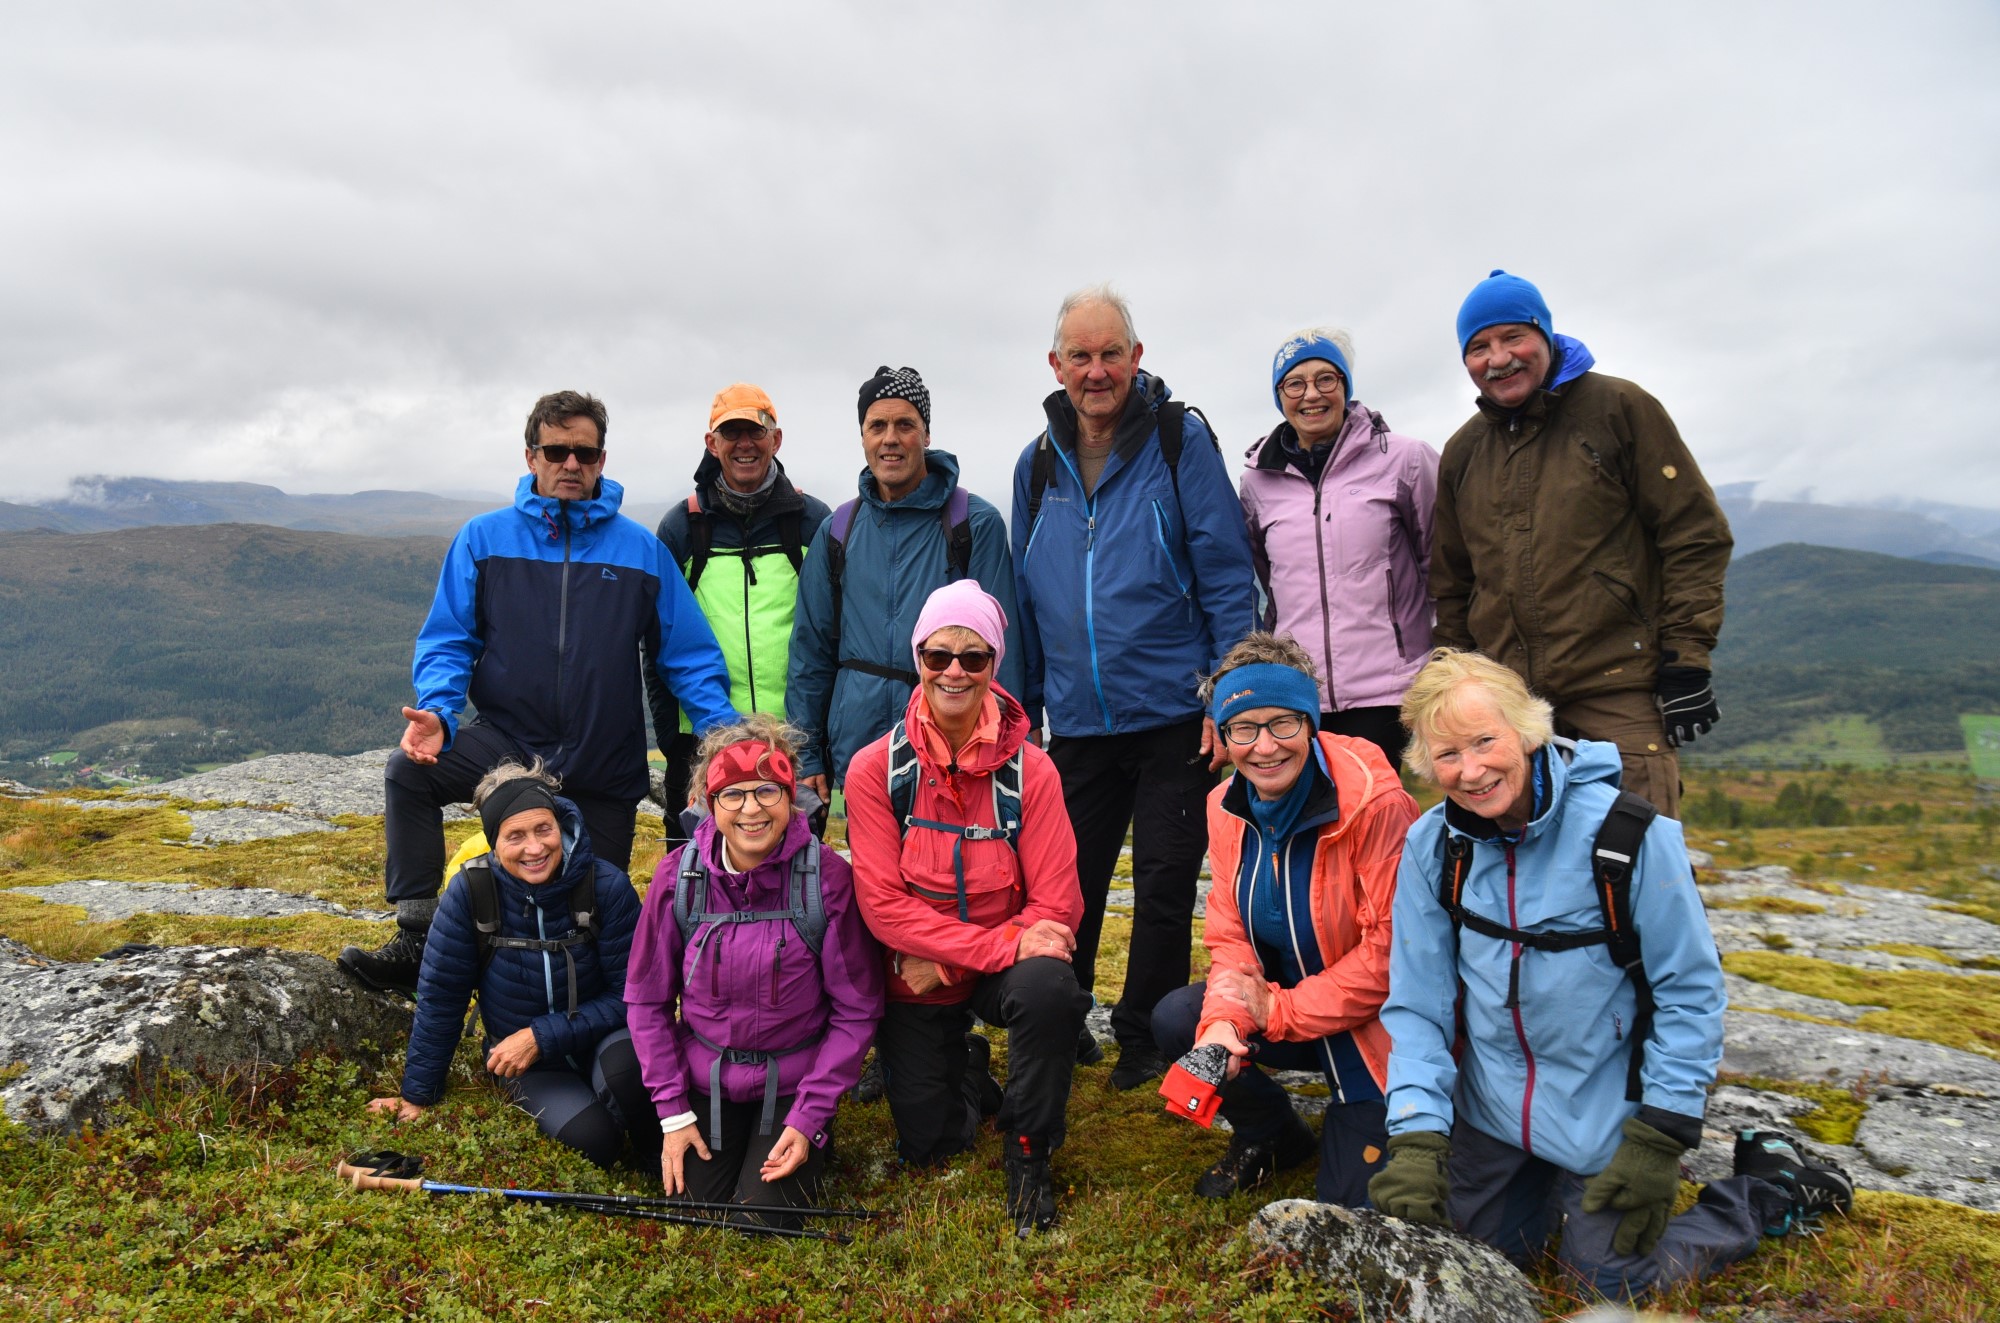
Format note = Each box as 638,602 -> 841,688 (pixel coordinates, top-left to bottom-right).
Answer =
1851,1085 -> 2000,1211
1722,1009 -> 2000,1092
0,939 -> 409,1133
1242,1199 -> 1540,1323
6,879 -> 389,923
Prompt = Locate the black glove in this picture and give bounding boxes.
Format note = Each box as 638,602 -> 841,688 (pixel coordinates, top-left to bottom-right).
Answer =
1655,666 -> 1718,747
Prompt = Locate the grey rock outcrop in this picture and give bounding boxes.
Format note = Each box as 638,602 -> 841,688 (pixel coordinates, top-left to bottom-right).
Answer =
1721,1009 -> 2000,1092
184,808 -> 343,844
1243,1199 -> 1540,1323
0,938 -> 409,1134
1705,866 -> 1999,971
144,749 -> 468,824
5,879 -> 390,924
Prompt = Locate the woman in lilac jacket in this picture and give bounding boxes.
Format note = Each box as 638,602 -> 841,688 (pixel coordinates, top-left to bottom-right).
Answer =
626,715 -> 884,1220
1241,329 -> 1440,768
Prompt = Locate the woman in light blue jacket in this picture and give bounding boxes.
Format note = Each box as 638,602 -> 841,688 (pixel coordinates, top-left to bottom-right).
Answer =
1369,649 -> 1846,1303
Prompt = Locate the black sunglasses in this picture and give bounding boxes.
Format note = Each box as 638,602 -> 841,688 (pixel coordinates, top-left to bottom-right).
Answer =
918,647 -> 995,675
534,444 -> 605,465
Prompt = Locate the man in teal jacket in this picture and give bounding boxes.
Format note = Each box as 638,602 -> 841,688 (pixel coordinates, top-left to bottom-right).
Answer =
786,366 -> 1022,800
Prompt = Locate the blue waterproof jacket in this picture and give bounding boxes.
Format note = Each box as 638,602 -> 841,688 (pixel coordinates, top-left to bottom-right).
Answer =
412,475 -> 737,802
1381,739 -> 1724,1174
399,795 -> 642,1105
784,450 -> 1023,784
1012,372 -> 1259,736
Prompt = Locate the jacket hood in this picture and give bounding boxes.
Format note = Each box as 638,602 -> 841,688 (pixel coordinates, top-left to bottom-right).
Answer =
1248,404 -> 1390,473
688,801 -> 814,894
1041,369 -> 1175,459
1441,736 -> 1620,843
903,681 -> 1032,777
855,447 -> 963,512
1472,333 -> 1598,424
491,792 -> 599,911
512,472 -> 626,536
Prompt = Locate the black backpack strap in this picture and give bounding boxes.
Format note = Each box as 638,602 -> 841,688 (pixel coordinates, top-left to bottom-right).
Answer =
777,508 -> 806,574
825,498 -> 858,657
464,856 -> 502,974
790,838 -> 827,955
1025,431 -> 1057,528
1592,790 -> 1658,1102
683,495 -> 713,590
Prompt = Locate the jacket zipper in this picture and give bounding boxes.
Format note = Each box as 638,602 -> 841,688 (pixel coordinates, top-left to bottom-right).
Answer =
741,554 -> 758,710
1052,442 -> 1115,733
556,504 -> 572,756
1151,502 -> 1192,601
1308,464 -> 1338,711
773,930 -> 785,1005
1504,843 -> 1535,1154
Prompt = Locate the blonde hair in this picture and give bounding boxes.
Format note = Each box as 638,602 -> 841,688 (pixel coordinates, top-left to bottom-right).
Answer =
687,713 -> 806,812
1398,648 -> 1553,780
471,757 -> 561,808
1195,631 -> 1319,707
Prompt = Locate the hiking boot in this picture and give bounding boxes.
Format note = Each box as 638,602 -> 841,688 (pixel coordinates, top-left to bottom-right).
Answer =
1108,1045 -> 1166,1092
1075,1026 -> 1105,1066
852,1050 -> 886,1103
1734,1128 -> 1855,1231
1193,1113 -> 1317,1198
338,926 -> 427,999
1003,1133 -> 1058,1237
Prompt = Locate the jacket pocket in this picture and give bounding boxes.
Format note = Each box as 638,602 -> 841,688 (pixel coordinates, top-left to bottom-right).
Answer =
1152,501 -> 1191,599
1385,566 -> 1407,660
1589,570 -> 1652,628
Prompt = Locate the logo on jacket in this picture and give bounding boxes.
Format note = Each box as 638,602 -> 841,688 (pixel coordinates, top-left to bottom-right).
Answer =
600,568 -> 618,581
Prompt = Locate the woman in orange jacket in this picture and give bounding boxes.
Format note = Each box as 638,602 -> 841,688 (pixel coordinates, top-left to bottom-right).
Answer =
1153,632 -> 1419,1206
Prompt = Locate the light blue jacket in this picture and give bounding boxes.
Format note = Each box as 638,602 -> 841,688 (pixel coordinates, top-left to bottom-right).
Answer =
1382,739 -> 1723,1174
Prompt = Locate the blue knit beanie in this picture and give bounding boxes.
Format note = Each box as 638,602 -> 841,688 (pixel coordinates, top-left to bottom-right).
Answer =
1456,270 -> 1553,355
1208,663 -> 1321,731
1270,333 -> 1353,411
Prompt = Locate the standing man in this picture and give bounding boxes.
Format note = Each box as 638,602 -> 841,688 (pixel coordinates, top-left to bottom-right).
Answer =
340,390 -> 738,997
646,383 -> 830,840
787,366 -> 1023,802
1432,271 -> 1732,817
1012,285 -> 1259,1088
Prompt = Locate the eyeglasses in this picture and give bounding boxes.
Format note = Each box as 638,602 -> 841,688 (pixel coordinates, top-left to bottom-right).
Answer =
918,647 -> 995,675
713,783 -> 787,811
1221,713 -> 1309,745
1277,371 -> 1345,400
534,444 -> 605,465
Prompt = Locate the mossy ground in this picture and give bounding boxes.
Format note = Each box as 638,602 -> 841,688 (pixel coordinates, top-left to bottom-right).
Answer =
2,770 -> 1997,1319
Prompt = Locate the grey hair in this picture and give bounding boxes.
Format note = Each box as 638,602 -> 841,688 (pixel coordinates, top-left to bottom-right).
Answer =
472,757 -> 561,808
1195,632 -> 1321,707
1052,283 -> 1138,352
688,713 -> 807,812
1276,326 -> 1356,375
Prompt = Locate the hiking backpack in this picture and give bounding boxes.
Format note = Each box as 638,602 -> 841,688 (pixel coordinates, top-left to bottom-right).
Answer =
1023,398 -> 1217,528
884,720 -> 1024,922
822,486 -> 973,688
461,855 -> 599,1019
680,493 -> 807,592
1435,790 -> 1659,1102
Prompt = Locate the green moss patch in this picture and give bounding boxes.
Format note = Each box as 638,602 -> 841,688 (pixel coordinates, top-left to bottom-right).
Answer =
1724,951 -> 2000,1056
1708,895 -> 1828,915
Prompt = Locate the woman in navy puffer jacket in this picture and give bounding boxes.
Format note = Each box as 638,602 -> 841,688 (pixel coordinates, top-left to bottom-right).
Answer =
367,761 -> 653,1170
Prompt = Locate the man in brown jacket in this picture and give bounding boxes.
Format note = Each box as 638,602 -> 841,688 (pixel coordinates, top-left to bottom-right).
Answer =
1431,271 -> 1731,816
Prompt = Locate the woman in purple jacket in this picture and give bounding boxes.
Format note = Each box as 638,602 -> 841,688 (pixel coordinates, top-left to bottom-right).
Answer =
1241,329 -> 1441,769
626,716 -> 884,1220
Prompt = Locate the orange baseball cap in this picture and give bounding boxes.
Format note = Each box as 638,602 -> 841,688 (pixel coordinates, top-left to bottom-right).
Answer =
709,382 -> 778,432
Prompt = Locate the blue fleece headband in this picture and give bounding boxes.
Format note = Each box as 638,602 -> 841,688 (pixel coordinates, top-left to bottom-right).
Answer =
1270,335 -> 1353,410
1208,663 -> 1321,730
1456,269 -> 1553,355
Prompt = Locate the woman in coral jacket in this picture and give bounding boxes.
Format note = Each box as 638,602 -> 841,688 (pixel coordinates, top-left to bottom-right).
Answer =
1153,632 -> 1420,1207
845,581 -> 1091,1239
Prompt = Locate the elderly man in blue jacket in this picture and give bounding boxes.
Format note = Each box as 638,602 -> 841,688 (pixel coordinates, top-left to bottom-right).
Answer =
1011,286 -> 1260,1088
340,390 -> 737,997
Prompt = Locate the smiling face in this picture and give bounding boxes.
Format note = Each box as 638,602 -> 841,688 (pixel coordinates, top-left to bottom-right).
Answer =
526,414 -> 606,501
918,625 -> 994,736
713,777 -> 792,869
1221,705 -> 1315,801
1049,301 -> 1142,427
704,419 -> 781,494
861,397 -> 930,502
1462,322 -> 1553,412
1421,687 -> 1535,832
1278,358 -> 1349,448
492,806 -> 563,885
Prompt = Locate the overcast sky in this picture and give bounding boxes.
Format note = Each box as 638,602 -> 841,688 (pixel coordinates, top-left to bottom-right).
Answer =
4,2 -> 1996,515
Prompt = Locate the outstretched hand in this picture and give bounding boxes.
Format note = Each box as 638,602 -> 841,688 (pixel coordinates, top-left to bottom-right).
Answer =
365,1096 -> 426,1122
760,1126 -> 811,1183
399,707 -> 446,764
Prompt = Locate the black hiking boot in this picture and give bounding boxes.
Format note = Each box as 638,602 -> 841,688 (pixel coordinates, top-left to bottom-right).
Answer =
1108,1044 -> 1166,1092
338,926 -> 427,999
851,1049 -> 886,1103
1004,1133 -> 1058,1237
1734,1128 -> 1855,1231
1075,1026 -> 1105,1066
1193,1112 -> 1318,1198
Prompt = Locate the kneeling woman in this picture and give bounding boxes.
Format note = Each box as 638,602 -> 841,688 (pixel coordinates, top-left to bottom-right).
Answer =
1154,633 -> 1419,1206
625,717 -> 883,1218
367,762 -> 653,1169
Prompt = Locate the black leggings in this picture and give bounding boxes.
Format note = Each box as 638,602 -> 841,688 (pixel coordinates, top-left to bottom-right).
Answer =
499,1029 -> 659,1170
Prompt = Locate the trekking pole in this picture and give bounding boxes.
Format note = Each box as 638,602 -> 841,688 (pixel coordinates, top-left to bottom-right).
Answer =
337,1151 -> 865,1242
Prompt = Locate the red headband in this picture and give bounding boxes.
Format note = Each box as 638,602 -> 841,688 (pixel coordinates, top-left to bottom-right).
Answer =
704,741 -> 795,798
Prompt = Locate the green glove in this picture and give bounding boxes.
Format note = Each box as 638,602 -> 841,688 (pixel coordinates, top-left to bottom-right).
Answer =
1580,1116 -> 1688,1256
1367,1131 -> 1452,1228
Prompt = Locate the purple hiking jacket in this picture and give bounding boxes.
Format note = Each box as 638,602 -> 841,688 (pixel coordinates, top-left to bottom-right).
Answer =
626,813 -> 884,1148
1239,403 -> 1440,713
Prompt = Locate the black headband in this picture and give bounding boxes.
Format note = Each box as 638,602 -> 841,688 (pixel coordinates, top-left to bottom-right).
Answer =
857,364 -> 931,429
480,779 -> 560,846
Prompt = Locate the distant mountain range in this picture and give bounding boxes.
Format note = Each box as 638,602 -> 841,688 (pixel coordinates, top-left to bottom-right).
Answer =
1715,484 -> 2000,569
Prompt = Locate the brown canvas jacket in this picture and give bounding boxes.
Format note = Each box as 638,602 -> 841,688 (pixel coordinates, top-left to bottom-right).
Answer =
1429,370 -> 1732,701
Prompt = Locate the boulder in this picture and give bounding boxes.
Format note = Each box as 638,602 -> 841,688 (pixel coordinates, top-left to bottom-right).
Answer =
1243,1199 -> 1540,1323
0,938 -> 409,1134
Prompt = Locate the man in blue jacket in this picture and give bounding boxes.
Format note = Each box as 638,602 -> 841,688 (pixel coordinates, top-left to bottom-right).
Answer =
340,390 -> 738,997
1012,286 -> 1259,1087
788,366 -> 1023,802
